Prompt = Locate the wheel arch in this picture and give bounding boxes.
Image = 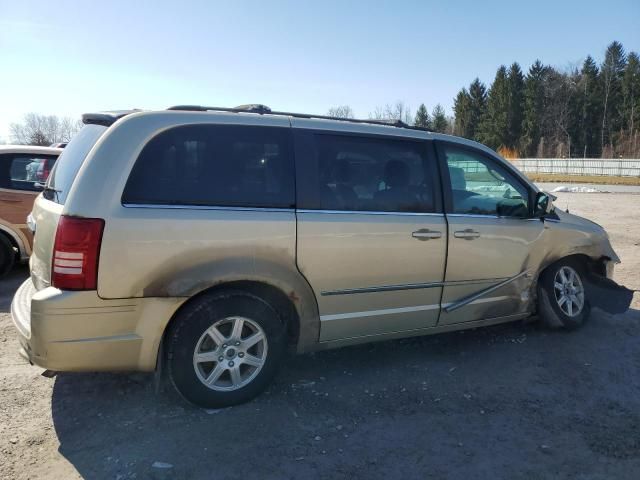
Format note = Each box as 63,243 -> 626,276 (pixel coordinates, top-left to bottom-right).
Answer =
537,253 -> 609,280
156,277 -> 318,372
0,224 -> 26,260
169,280 -> 301,344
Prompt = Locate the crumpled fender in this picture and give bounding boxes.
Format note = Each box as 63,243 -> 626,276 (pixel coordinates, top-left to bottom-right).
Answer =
534,209 -> 632,316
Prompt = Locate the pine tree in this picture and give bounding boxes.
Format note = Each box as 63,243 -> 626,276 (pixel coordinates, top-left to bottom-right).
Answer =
431,104 -> 448,133
506,63 -> 525,150
574,56 -> 602,157
479,66 -> 510,149
468,78 -> 487,141
521,60 -> 548,156
622,52 -> 640,138
600,41 -> 627,152
453,88 -> 472,137
414,103 -> 432,129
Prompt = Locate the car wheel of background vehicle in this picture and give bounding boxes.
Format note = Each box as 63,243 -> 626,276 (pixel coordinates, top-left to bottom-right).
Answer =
537,258 -> 590,330
167,290 -> 287,408
0,235 -> 16,277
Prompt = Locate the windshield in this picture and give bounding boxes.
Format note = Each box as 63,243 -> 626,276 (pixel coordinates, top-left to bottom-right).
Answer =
45,124 -> 107,204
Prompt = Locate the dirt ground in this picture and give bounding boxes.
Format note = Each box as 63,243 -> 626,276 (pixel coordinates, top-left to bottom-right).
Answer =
1,192 -> 639,480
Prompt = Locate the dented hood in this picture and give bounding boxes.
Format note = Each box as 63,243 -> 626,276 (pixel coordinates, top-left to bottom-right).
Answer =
554,208 -> 605,232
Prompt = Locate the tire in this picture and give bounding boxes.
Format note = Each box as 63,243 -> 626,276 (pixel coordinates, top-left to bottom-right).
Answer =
167,290 -> 287,408
0,235 -> 16,277
537,258 -> 591,330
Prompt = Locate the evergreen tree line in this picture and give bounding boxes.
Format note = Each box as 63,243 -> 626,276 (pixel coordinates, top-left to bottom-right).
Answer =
452,41 -> 640,158
328,41 -> 639,158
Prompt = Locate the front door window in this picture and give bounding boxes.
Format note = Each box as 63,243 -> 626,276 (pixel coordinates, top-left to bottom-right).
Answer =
443,146 -> 529,218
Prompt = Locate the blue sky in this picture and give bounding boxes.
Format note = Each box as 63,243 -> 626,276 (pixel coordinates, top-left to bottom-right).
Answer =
1,0 -> 639,142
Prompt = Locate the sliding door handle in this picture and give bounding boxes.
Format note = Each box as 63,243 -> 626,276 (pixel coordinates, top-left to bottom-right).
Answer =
412,229 -> 442,241
454,229 -> 480,240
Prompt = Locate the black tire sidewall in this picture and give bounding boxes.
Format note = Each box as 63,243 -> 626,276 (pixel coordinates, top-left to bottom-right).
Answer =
0,235 -> 15,277
168,291 -> 286,408
541,258 -> 590,330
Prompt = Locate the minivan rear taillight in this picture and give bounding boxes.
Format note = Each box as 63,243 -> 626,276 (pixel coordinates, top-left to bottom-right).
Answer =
52,216 -> 105,290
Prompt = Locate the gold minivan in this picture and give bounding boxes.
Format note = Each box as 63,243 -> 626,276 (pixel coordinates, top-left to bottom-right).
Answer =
0,145 -> 61,276
10,106 -> 629,407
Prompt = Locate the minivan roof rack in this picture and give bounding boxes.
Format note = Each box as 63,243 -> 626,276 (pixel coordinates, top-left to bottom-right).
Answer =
82,105 -> 433,132
166,104 -> 432,132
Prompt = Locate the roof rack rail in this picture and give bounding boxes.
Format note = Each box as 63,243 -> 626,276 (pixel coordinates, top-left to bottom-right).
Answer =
165,104 -> 432,132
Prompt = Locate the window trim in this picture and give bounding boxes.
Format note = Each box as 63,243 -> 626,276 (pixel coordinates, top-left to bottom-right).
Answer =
122,203 -> 294,213
296,209 -> 444,216
293,128 -> 443,214
434,140 -> 535,218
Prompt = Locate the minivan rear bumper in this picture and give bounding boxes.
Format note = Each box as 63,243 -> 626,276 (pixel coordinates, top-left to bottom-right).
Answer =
10,279 -> 183,372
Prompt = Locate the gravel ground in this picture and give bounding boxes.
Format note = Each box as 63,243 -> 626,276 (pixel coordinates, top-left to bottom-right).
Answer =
0,191 -> 639,480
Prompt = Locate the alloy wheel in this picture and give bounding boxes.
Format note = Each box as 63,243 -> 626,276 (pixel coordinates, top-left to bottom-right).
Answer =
192,316 -> 268,391
553,266 -> 585,317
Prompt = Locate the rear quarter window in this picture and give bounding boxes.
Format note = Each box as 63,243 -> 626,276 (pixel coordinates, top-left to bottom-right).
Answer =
122,124 -> 295,208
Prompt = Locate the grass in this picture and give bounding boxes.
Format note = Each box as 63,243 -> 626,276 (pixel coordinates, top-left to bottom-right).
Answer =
524,173 -> 640,186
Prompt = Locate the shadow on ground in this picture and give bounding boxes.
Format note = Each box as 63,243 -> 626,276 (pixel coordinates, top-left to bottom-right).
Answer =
0,265 -> 29,313
51,307 -> 640,479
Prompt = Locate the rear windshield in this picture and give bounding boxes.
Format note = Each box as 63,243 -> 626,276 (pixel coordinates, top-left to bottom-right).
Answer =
45,124 -> 107,203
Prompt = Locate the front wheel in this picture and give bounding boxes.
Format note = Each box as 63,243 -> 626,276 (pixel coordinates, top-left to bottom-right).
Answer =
537,258 -> 591,330
167,291 -> 287,408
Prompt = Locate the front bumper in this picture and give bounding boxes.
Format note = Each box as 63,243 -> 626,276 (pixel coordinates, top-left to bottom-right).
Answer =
10,278 -> 182,372
605,259 -> 616,279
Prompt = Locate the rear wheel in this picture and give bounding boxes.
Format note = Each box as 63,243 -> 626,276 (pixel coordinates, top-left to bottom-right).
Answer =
538,258 -> 590,330
167,291 -> 286,408
0,235 -> 16,277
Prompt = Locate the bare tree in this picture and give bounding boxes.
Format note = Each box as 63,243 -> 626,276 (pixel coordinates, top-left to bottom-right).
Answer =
369,101 -> 412,124
537,69 -> 576,158
10,113 -> 83,146
326,105 -> 355,119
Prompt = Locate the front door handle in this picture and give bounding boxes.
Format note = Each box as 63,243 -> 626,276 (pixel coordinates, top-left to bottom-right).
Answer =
412,229 -> 442,241
454,229 -> 480,240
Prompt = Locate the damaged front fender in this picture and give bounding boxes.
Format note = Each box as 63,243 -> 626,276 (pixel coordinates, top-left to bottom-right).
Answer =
537,208 -> 633,317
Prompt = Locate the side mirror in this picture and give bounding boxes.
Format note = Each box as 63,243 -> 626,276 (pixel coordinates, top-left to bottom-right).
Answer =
534,191 -> 554,217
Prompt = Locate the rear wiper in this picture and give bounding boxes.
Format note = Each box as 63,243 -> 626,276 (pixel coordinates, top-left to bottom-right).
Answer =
40,184 -> 61,202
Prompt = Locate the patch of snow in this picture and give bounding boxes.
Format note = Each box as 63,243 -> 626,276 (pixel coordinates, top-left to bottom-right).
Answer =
551,185 -> 607,193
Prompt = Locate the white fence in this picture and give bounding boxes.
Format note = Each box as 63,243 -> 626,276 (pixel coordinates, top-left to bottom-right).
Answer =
511,158 -> 640,177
